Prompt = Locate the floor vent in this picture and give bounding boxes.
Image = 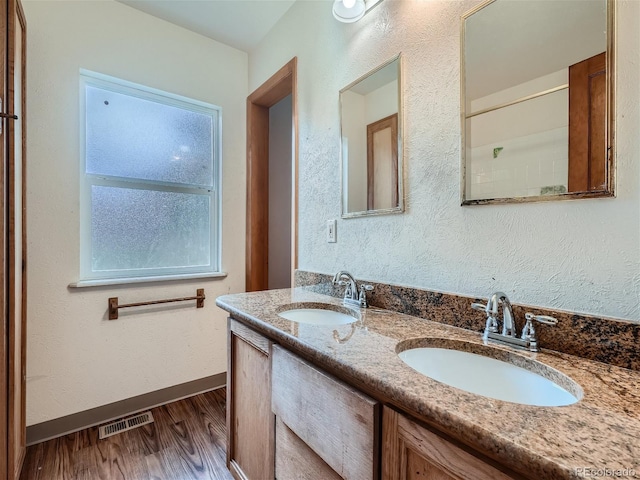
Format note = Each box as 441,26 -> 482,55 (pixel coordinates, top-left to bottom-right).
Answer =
98,411 -> 154,439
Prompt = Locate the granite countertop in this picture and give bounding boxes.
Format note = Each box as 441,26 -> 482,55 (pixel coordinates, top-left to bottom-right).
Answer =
216,288 -> 640,480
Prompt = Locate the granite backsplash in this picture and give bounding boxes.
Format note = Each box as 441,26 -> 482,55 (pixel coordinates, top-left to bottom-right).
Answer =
294,270 -> 639,371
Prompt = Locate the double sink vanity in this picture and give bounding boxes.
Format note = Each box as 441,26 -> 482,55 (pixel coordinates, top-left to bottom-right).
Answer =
216,273 -> 640,480
215,0 -> 635,477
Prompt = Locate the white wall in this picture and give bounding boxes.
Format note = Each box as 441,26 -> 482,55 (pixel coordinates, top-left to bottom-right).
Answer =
365,80 -> 398,124
467,70 -> 569,199
342,90 -> 367,212
24,0 -> 247,425
250,0 -> 640,321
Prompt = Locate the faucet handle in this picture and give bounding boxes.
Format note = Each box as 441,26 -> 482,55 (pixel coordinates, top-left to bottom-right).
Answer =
521,313 -> 557,352
471,302 -> 487,312
525,312 -> 558,325
472,302 -> 498,336
471,300 -> 499,316
358,284 -> 373,308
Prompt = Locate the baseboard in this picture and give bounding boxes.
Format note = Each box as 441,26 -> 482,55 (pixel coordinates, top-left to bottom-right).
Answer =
26,372 -> 226,446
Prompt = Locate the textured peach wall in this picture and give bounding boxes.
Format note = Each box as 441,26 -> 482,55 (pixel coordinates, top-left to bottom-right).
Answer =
24,0 -> 247,425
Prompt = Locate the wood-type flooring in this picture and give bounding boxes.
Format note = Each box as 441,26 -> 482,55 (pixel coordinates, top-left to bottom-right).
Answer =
19,388 -> 233,480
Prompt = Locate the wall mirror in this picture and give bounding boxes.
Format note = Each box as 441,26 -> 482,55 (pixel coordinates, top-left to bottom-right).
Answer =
461,0 -> 615,205
340,55 -> 403,218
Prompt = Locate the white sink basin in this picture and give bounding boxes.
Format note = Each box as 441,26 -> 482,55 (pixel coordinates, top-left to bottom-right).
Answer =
399,345 -> 580,407
278,306 -> 358,325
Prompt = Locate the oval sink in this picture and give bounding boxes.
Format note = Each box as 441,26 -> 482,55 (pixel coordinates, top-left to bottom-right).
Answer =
277,303 -> 358,326
397,339 -> 581,407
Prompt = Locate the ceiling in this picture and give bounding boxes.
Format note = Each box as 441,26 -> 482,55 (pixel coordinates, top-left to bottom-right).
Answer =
117,0 -> 297,52
349,59 -> 398,96
465,0 -> 606,100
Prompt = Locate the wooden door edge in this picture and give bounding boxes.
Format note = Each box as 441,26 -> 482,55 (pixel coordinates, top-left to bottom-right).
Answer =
245,58 -> 298,292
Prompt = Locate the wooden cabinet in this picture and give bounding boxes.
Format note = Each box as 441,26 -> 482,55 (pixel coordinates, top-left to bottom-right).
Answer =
271,345 -> 380,480
227,318 -> 523,480
226,319 -> 274,480
382,407 -> 516,480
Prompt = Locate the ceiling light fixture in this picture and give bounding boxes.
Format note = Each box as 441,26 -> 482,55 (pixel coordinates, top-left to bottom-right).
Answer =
332,0 -> 366,23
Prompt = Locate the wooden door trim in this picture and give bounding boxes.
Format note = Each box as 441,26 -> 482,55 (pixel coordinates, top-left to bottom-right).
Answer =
568,52 -> 607,193
366,113 -> 398,211
245,58 -> 298,292
0,0 -> 7,475
6,0 -> 26,477
18,6 -> 26,473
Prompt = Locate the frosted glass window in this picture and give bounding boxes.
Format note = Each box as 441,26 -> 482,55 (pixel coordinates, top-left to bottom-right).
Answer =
86,86 -> 214,187
91,186 -> 211,272
79,71 -> 221,281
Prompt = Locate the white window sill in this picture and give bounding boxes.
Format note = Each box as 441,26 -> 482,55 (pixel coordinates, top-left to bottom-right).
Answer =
68,272 -> 228,288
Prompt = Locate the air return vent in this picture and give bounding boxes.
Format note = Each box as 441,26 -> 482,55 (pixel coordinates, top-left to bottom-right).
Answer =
98,411 -> 154,439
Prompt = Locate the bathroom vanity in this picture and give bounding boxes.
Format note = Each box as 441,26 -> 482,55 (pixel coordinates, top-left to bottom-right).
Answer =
217,288 -> 640,480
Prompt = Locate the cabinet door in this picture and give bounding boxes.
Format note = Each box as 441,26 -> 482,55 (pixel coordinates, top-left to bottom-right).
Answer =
272,345 -> 379,480
382,407 -> 516,480
227,319 -> 274,480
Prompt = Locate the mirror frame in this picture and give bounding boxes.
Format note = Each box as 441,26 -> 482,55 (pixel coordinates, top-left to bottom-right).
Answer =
460,0 -> 616,206
340,54 -> 404,218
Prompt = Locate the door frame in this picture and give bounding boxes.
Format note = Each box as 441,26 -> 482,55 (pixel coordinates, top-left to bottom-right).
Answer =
2,0 -> 27,477
245,58 -> 298,292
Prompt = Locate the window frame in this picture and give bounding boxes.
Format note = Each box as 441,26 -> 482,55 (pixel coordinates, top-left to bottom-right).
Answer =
78,70 -> 222,283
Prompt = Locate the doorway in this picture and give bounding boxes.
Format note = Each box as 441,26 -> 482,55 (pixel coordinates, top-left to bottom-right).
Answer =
245,58 -> 297,292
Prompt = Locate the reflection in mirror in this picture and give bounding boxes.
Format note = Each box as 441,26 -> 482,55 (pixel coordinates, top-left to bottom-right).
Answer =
461,0 -> 614,204
341,56 -> 402,217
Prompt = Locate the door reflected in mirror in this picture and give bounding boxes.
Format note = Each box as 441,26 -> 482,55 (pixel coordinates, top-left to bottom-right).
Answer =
461,0 -> 615,205
341,56 -> 403,217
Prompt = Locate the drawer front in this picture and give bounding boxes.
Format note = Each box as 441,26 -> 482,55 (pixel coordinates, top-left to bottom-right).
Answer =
271,345 -> 379,480
275,417 -> 343,480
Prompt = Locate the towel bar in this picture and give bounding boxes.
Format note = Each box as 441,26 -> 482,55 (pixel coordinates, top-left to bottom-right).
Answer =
108,289 -> 205,320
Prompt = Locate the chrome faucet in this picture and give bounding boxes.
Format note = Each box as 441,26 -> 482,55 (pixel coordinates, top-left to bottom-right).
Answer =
471,291 -> 557,352
332,271 -> 373,308
489,291 -> 516,337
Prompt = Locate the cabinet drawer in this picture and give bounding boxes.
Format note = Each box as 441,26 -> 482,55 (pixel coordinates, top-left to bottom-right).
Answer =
272,345 -> 380,480
275,417 -> 343,480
